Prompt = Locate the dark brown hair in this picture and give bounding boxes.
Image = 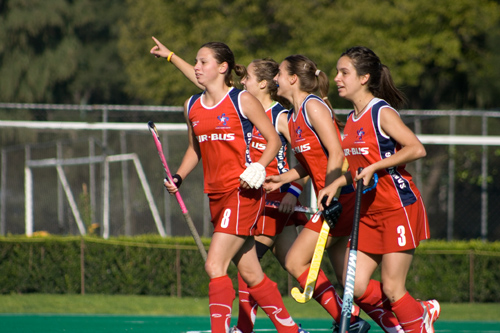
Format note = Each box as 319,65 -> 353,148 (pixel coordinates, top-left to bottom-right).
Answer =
250,58 -> 290,108
340,46 -> 407,110
200,42 -> 245,87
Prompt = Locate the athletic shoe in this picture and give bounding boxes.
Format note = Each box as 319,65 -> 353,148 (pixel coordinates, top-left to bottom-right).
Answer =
421,299 -> 440,333
298,323 -> 310,333
332,317 -> 371,333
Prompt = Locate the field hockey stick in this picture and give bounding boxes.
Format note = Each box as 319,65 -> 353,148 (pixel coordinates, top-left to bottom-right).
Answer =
290,210 -> 329,303
148,121 -> 208,261
290,195 -> 343,303
264,200 -> 316,214
337,168 -> 378,332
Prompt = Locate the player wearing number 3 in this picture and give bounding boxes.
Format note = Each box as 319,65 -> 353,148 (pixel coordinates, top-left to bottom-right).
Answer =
319,46 -> 440,333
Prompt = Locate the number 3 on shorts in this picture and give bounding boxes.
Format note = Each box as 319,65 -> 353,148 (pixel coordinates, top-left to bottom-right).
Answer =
397,225 -> 406,246
221,208 -> 232,228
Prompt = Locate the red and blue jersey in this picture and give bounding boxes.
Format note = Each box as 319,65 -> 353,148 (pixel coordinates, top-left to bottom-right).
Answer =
187,87 -> 253,193
342,98 -> 421,214
288,94 -> 340,195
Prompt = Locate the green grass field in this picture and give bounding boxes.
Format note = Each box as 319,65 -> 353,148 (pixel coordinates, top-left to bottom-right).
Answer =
1,294 -> 499,321
1,294 -> 500,332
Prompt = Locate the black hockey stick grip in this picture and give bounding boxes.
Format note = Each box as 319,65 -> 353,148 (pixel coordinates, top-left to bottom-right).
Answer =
338,167 -> 364,333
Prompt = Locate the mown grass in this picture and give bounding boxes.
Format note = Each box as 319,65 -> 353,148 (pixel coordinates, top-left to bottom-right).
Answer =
0,294 -> 499,321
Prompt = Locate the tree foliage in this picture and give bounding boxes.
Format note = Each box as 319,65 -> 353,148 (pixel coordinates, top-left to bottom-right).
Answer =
0,0 -> 498,108
120,0 -> 500,109
0,0 -> 128,104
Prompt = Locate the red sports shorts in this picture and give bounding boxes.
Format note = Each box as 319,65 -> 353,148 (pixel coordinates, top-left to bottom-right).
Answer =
303,191 -> 355,238
357,196 -> 430,254
208,187 -> 264,236
256,191 -> 308,237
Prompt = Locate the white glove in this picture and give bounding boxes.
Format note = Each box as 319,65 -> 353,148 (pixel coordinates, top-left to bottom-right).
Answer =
240,163 -> 266,189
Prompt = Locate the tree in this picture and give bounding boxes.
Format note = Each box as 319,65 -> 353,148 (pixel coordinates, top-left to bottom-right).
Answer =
0,0 -> 128,105
120,0 -> 500,110
119,0 -> 293,106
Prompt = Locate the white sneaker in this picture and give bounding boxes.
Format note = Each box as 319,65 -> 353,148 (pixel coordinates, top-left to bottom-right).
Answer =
421,299 -> 440,333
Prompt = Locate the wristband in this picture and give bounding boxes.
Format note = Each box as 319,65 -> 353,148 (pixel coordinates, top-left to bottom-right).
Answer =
171,174 -> 182,188
287,182 -> 303,198
167,51 -> 174,62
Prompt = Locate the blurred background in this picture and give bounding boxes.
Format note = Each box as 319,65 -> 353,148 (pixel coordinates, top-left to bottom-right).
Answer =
1,0 -> 500,241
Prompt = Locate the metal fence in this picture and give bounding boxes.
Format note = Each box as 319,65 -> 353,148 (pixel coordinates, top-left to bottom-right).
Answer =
1,103 -> 500,241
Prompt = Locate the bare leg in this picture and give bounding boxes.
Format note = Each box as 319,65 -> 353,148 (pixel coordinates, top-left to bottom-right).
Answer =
272,225 -> 298,268
326,235 -> 349,284
380,251 -> 414,302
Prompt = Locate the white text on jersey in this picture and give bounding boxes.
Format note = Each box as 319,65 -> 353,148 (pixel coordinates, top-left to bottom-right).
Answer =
292,143 -> 311,154
251,141 -> 266,150
344,147 -> 369,156
197,133 -> 235,143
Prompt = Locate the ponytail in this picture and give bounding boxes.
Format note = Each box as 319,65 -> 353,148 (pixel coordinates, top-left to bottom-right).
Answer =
317,70 -> 344,130
284,54 -> 343,129
379,65 -> 407,110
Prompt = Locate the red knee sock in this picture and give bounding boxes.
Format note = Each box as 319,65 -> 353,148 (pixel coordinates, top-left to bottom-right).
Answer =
297,268 -> 344,323
355,280 -> 403,333
391,291 -> 425,333
237,272 -> 258,333
209,275 -> 235,333
249,274 -> 298,333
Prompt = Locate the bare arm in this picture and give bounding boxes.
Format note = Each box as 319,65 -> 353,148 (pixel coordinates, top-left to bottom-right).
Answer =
276,111 -> 291,143
164,99 -> 202,194
150,36 -> 204,90
317,172 -> 351,209
306,99 -> 344,187
355,107 -> 426,185
264,163 -> 308,193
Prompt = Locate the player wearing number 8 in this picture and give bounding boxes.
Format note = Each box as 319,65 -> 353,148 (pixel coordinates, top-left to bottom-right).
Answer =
319,46 -> 439,333
158,41 -> 305,333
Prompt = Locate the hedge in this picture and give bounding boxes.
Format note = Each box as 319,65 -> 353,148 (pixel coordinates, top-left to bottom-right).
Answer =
0,236 -> 499,302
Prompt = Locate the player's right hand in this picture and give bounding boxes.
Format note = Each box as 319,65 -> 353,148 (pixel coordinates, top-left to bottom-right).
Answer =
263,175 -> 283,193
164,177 -> 178,195
279,192 -> 298,214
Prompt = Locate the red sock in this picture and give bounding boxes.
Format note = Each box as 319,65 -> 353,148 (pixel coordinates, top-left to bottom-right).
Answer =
355,280 -> 403,333
391,292 -> 425,333
209,275 -> 235,333
237,272 -> 258,333
249,275 -> 298,333
297,268 -> 343,323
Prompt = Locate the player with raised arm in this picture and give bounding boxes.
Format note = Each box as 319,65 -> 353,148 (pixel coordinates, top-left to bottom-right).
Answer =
319,46 -> 440,333
155,40 -> 306,333
151,38 -> 311,333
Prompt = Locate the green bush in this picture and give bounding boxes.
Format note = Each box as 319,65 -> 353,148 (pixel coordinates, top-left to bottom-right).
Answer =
0,236 -> 499,302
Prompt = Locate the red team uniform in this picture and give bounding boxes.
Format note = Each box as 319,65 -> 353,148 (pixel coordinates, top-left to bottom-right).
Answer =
288,94 -> 353,237
250,101 -> 308,236
187,87 -> 264,235
342,98 -> 430,253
